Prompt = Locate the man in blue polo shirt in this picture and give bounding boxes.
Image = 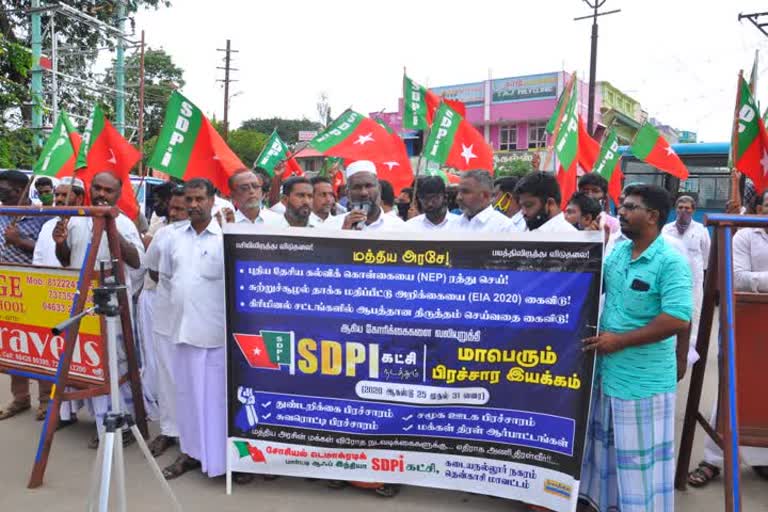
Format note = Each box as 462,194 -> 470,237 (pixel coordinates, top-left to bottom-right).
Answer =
579,184 -> 692,512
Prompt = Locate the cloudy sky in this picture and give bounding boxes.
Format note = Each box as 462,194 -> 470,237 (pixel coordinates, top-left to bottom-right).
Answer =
133,0 -> 768,142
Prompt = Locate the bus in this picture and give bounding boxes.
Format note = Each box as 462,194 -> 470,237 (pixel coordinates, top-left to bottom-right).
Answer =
619,142 -> 730,223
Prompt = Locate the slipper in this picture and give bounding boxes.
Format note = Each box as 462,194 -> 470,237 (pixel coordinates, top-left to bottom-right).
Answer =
0,401 -> 31,421
35,403 -> 49,421
148,435 -> 177,457
233,472 -> 255,485
162,454 -> 201,480
688,461 -> 720,488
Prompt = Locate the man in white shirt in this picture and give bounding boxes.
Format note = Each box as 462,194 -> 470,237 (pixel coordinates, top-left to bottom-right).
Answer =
274,177 -> 316,228
310,176 -> 335,225
33,177 -> 85,268
141,187 -> 189,456
324,160 -> 404,232
515,171 -> 577,233
222,170 -> 283,226
688,189 -> 768,487
662,195 -> 710,366
493,176 -> 526,232
52,171 -> 145,447
456,170 -> 514,232
406,176 -> 459,231
162,178 -> 227,480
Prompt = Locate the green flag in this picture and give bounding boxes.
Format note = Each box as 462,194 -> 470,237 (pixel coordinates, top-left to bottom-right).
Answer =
403,75 -> 429,130
34,112 -> 81,177
593,129 -> 621,180
254,130 -> 291,177
554,91 -> 579,172
260,330 -> 292,365
546,87 -> 568,135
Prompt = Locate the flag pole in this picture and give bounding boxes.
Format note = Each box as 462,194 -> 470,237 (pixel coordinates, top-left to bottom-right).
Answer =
730,71 -> 744,210
542,72 -> 577,171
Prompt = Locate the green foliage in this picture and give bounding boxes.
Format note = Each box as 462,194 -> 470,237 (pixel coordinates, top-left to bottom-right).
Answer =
494,159 -> 532,178
239,117 -> 321,144
1,1 -> 170,124
0,126 -> 35,168
0,33 -> 32,114
227,129 -> 269,167
105,47 -> 185,142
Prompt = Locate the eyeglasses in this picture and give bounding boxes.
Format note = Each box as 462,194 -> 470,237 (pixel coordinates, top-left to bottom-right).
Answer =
619,202 -> 649,212
235,183 -> 262,193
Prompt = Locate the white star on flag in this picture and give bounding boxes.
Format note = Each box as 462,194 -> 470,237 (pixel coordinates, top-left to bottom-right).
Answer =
761,149 -> 768,176
107,149 -> 117,164
664,145 -> 674,156
460,144 -> 477,165
353,133 -> 374,145
383,161 -> 399,170
253,348 -> 261,356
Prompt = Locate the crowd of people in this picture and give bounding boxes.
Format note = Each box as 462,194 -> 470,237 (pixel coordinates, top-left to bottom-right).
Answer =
0,160 -> 766,511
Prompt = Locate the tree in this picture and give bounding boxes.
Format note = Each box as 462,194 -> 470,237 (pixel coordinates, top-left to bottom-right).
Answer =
0,1 -> 170,126
494,159 -> 533,177
239,117 -> 321,145
210,119 -> 268,167
227,129 -> 269,167
105,47 -> 185,143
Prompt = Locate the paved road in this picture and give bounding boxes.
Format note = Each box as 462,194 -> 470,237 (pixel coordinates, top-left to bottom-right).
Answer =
0,320 -> 766,511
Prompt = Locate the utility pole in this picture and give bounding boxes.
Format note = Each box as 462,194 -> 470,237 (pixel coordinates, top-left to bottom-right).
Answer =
217,39 -> 238,141
574,0 -> 620,134
30,0 -> 43,146
739,11 -> 768,38
115,0 -> 127,135
51,14 -> 58,125
138,30 -> 146,176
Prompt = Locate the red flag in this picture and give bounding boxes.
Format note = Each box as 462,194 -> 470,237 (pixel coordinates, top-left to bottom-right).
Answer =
577,117 -> 600,172
279,152 -> 305,180
75,105 -> 141,219
425,89 -> 466,122
233,334 -> 279,369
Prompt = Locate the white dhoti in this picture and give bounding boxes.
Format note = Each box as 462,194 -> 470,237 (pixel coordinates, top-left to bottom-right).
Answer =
703,400 -> 768,467
173,343 -> 226,477
138,289 -> 160,421
687,284 -> 704,366
154,331 -> 178,437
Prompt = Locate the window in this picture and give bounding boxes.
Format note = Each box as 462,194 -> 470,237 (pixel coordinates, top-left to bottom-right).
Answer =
528,121 -> 547,149
499,125 -> 517,151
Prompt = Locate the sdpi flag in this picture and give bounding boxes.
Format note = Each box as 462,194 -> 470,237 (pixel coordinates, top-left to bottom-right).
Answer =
34,112 -> 82,177
149,90 -> 246,194
255,130 -> 292,177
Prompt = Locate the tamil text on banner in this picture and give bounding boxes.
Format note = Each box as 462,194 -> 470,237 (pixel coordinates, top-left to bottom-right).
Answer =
0,265 -> 103,384
224,229 -> 602,512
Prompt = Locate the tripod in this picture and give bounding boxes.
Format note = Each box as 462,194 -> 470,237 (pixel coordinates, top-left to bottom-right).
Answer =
52,269 -> 182,512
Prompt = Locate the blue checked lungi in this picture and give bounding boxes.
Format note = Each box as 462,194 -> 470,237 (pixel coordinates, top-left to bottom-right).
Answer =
579,382 -> 676,512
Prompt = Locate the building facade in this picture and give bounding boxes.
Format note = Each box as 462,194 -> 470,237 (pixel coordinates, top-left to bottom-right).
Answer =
598,81 -> 645,144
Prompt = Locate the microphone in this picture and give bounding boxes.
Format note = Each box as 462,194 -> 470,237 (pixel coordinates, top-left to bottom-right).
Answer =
354,202 -> 371,230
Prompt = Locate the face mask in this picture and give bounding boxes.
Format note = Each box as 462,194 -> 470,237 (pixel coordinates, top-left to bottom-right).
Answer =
39,193 -> 54,206
525,209 -> 550,231
677,211 -> 692,224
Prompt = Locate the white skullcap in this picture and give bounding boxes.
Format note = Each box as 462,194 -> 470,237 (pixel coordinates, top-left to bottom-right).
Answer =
59,176 -> 85,189
345,160 -> 377,179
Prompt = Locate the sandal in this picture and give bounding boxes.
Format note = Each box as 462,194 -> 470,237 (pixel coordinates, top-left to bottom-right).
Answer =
753,466 -> 768,480
233,472 -> 255,485
374,484 -> 400,498
36,403 -> 49,421
56,417 -> 78,431
327,480 -> 348,489
162,454 -> 201,480
688,461 -> 720,487
148,435 -> 177,457
0,401 -> 31,420
88,430 -> 135,450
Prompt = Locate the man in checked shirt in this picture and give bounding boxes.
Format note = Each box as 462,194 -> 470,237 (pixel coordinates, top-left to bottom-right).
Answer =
0,170 -> 53,421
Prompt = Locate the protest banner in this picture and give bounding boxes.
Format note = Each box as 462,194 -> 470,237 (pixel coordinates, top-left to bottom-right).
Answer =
0,265 -> 104,385
224,228 -> 602,512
